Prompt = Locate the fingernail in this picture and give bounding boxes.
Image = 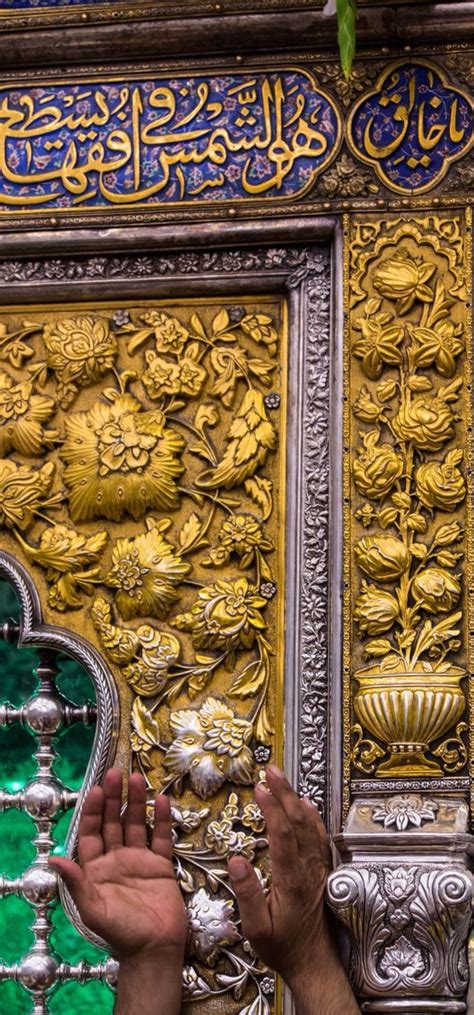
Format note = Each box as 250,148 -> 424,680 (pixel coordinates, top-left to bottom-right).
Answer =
303,796 -> 314,809
266,764 -> 284,779
229,858 -> 248,880
254,781 -> 270,797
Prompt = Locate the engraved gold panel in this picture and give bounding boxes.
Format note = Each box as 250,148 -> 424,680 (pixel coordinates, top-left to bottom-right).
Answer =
344,211 -> 472,795
0,295 -> 287,1013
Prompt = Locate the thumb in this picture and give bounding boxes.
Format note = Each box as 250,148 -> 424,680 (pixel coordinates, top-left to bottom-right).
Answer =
228,857 -> 272,946
48,856 -> 85,897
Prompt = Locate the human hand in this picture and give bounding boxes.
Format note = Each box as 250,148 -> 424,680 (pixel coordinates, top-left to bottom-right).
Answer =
49,769 -> 187,963
227,765 -> 359,1014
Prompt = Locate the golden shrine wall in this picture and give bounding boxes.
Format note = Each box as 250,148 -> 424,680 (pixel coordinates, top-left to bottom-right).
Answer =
345,211 -> 473,796
0,8 -> 473,1014
0,295 -> 288,1012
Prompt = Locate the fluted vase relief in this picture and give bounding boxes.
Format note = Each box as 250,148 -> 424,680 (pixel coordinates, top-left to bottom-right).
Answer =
350,241 -> 469,778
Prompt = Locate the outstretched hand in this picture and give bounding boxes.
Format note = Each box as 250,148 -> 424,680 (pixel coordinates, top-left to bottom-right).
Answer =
49,769 -> 187,961
228,765 -> 359,1014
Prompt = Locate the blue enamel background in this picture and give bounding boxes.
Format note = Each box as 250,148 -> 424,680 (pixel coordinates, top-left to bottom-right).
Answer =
0,72 -> 341,211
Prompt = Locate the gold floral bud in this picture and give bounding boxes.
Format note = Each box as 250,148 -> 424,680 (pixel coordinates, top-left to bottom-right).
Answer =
411,568 -> 461,614
353,430 -> 404,500
373,249 -> 435,315
355,535 -> 409,582
354,582 -> 399,635
434,521 -> 463,546
392,397 -> 455,452
353,386 -> 381,422
415,450 -> 466,511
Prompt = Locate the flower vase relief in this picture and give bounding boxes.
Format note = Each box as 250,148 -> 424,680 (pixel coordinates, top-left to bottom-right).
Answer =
351,249 -> 468,777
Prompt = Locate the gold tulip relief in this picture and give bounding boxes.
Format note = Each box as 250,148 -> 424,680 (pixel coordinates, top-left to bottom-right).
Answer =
348,228 -> 470,779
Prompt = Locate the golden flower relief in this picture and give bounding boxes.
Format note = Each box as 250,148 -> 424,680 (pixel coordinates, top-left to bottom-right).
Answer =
415,449 -> 466,511
105,520 -> 190,621
164,696 -> 254,798
411,568 -> 461,614
0,459 -> 55,530
141,311 -> 190,356
373,249 -> 436,314
42,315 -> 118,406
60,393 -> 185,522
173,577 -> 267,653
392,395 -> 457,452
352,298 -> 404,380
353,582 -> 399,635
0,371 -> 56,456
92,597 -> 181,697
202,513 -> 273,569
355,535 -> 409,582
142,351 -> 206,401
409,320 -> 464,378
353,430 -> 403,500
17,523 -> 107,611
240,313 -> 278,357
350,233 -> 468,778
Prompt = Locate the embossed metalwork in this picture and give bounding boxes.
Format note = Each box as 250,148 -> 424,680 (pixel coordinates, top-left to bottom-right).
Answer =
327,797 -> 472,1013
0,71 -> 341,212
347,60 -> 473,194
0,243 -> 333,1014
345,211 -> 472,781
0,298 -> 286,800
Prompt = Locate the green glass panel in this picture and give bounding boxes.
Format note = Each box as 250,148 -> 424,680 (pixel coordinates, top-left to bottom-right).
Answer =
0,980 -> 31,1014
0,810 -> 36,876
51,904 -> 108,964
0,896 -> 34,961
55,724 -> 95,792
49,980 -> 114,1015
0,725 -> 36,787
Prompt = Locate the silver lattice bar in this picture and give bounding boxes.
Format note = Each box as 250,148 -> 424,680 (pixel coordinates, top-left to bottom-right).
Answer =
0,633 -> 107,1014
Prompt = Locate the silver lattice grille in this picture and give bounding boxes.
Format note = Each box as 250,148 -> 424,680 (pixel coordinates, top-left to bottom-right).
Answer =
0,615 -> 118,1015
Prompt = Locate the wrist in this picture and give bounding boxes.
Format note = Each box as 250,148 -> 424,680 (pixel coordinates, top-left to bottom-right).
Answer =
117,944 -> 185,973
286,943 -> 358,1015
114,946 -> 184,1015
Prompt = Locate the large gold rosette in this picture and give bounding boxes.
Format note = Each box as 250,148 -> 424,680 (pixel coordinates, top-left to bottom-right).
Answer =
61,393 -> 185,522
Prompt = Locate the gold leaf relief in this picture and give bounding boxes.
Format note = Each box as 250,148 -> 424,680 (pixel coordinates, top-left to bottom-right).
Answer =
346,214 -> 471,780
0,296 -> 285,1012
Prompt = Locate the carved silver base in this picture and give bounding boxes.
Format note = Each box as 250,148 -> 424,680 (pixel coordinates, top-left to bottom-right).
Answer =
327,796 -> 473,1014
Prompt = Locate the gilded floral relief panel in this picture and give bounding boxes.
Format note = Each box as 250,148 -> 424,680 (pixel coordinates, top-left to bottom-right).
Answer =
0,295 -> 287,1013
345,211 -> 472,798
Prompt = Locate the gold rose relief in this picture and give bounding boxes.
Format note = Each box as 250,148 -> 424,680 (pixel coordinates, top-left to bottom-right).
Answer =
0,297 -> 287,1013
346,212 -> 472,783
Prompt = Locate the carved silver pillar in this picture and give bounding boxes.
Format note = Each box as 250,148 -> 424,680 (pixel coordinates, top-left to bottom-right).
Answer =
327,796 -> 473,1014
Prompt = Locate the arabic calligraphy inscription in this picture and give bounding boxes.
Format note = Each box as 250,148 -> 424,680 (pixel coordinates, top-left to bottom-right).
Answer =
348,61 -> 473,194
0,71 -> 341,211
